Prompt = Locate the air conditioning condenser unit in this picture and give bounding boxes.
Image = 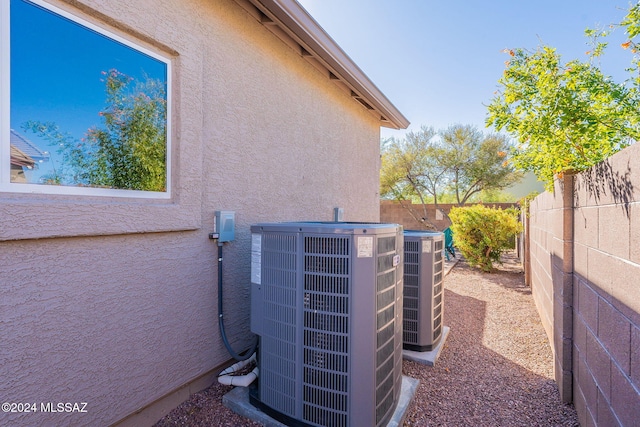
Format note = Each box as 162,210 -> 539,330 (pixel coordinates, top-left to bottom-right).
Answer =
250,222 -> 404,427
402,230 -> 444,352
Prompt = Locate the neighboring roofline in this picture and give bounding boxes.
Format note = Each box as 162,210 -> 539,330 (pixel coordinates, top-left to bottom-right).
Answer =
10,144 -> 35,167
234,0 -> 410,130
10,129 -> 49,161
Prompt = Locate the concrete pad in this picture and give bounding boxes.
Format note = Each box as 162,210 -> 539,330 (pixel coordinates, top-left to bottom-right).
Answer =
223,386 -> 286,427
388,376 -> 420,427
223,375 -> 420,427
443,257 -> 459,277
402,326 -> 450,366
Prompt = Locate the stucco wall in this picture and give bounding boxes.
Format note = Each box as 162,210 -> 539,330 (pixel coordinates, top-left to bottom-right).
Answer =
527,142 -> 640,426
0,0 -> 383,426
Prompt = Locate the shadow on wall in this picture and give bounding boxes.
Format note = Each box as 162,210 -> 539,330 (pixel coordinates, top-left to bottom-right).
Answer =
576,157 -> 634,219
570,268 -> 640,426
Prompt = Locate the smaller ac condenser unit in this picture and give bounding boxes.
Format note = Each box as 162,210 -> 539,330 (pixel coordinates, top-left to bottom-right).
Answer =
250,222 -> 404,427
402,230 -> 444,352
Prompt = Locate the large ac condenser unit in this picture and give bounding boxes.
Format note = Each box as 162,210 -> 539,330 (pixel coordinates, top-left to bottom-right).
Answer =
402,231 -> 444,352
250,222 -> 404,427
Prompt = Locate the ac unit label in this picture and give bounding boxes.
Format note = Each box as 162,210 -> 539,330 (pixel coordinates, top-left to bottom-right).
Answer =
357,236 -> 373,257
251,233 -> 262,284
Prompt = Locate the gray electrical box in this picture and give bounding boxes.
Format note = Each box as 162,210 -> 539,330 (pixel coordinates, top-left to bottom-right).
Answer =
214,211 -> 235,242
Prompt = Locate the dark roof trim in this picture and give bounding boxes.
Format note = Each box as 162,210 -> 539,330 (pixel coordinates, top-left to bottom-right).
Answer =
234,0 -> 410,130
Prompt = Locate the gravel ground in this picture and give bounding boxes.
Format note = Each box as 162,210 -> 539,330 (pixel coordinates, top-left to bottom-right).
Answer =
402,252 -> 578,426
154,251 -> 579,427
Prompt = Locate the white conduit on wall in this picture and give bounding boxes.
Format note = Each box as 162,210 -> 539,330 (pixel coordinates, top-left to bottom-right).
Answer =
217,353 -> 258,387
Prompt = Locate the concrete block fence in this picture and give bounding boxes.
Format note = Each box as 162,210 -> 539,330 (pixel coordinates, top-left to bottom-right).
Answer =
523,142 -> 640,426
380,201 -> 516,231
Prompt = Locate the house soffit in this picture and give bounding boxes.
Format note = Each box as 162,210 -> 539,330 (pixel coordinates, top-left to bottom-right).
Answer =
233,0 -> 410,130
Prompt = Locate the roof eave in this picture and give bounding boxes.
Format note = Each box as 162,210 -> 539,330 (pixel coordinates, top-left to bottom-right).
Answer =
234,0 -> 410,130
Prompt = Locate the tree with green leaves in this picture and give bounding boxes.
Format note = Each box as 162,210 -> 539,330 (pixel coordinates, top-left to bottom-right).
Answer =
380,126 -> 447,229
439,124 -> 523,205
486,3 -> 640,190
380,124 -> 522,229
24,68 -> 167,191
620,2 -> 640,86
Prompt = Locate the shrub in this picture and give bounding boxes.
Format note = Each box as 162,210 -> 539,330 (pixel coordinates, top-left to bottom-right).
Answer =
449,204 -> 522,272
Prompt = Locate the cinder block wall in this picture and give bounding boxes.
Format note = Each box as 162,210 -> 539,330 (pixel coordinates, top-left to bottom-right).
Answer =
380,201 -> 517,231
528,177 -> 574,404
527,142 -> 640,426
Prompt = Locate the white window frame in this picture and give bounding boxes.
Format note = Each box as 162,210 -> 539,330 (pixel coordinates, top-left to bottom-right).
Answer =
0,0 -> 172,199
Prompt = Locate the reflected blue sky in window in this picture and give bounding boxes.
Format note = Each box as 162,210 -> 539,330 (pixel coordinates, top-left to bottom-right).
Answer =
10,0 -> 167,182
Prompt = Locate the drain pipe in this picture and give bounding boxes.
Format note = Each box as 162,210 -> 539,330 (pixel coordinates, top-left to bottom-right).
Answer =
217,352 -> 258,387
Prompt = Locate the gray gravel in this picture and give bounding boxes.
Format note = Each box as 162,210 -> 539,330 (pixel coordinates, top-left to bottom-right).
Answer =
154,252 -> 579,427
402,252 -> 579,426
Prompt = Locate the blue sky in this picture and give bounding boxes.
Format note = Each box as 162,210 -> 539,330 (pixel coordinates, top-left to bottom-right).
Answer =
296,0 -> 635,140
10,0 -> 166,182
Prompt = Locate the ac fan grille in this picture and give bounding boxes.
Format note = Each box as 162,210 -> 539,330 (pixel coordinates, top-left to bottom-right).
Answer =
402,238 -> 420,346
260,233 -> 299,417
302,236 -> 350,427
375,235 -> 398,425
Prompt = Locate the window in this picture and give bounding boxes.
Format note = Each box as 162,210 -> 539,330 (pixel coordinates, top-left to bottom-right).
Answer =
1,0 -> 171,198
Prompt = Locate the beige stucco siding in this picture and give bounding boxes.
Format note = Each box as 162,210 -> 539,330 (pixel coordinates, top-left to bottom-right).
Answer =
203,0 -> 381,222
2,233 -> 218,422
1,0 -> 384,426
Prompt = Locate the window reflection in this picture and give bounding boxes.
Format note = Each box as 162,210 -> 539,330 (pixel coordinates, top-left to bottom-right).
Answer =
9,0 -> 169,193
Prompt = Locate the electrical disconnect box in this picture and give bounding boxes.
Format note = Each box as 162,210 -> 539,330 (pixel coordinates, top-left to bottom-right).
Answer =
214,211 -> 236,242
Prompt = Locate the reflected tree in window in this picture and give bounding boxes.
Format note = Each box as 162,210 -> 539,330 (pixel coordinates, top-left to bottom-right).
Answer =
7,0 -> 170,194
24,69 -> 167,191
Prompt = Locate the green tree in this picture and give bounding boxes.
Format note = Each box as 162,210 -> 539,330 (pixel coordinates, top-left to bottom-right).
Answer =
620,1 -> 640,85
380,125 -> 522,228
381,126 -> 449,229
25,69 -> 167,191
439,125 -> 523,205
486,3 -> 640,190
